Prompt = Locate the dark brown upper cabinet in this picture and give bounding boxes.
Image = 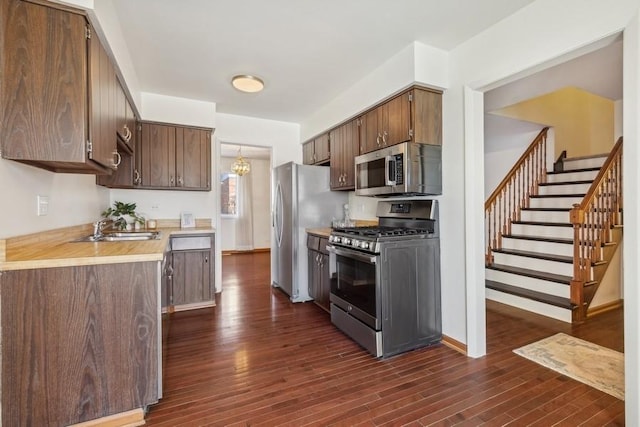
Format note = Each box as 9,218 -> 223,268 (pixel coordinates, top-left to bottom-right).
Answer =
359,87 -> 442,154
302,133 -> 330,165
1,0 -> 118,174
135,122 -> 212,191
330,119 -> 359,190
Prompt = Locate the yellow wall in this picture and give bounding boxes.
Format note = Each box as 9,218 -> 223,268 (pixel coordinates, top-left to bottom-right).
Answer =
491,87 -> 615,158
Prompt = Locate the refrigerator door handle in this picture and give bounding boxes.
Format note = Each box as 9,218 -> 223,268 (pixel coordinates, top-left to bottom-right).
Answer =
275,183 -> 284,248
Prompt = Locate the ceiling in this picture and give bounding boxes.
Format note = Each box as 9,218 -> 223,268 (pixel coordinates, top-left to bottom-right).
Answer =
111,0 -> 536,123
220,143 -> 271,160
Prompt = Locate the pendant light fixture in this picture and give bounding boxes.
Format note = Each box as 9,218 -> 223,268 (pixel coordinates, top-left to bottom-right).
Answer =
231,147 -> 251,176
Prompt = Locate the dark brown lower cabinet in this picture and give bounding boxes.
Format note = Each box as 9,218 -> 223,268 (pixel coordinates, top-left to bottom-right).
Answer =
307,234 -> 330,312
0,261 -> 160,426
170,234 -> 215,310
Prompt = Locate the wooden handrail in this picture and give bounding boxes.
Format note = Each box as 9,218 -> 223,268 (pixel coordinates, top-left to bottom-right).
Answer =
573,137 -> 623,212
485,128 -> 549,210
569,137 -> 623,322
485,127 -> 549,264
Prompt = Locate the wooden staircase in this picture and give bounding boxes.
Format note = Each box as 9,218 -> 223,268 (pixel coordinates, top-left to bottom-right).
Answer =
485,130 -> 623,323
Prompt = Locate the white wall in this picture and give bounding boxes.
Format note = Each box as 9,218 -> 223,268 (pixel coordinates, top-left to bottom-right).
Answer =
615,98 -> 624,139
446,0 -> 639,420
301,41 -> 449,141
484,114 -> 545,197
0,160 -> 109,239
219,157 -> 271,251
215,113 -> 300,167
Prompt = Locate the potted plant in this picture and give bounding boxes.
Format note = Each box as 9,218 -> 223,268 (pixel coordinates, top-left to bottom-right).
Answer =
102,201 -> 146,230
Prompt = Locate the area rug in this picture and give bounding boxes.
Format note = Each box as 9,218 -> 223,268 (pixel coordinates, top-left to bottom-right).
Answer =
513,333 -> 624,400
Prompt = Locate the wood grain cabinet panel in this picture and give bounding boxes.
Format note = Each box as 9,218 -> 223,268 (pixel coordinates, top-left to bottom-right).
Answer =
302,133 -> 330,165
307,235 -> 330,312
330,119 -> 359,190
170,234 -> 215,310
0,0 -> 117,174
0,262 -> 160,426
136,122 -> 212,191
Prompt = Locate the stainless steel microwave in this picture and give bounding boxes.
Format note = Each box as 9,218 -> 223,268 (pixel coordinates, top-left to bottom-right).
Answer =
355,142 -> 442,197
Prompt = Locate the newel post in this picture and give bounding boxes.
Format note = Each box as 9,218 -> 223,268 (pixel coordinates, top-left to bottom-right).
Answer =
570,203 -> 586,322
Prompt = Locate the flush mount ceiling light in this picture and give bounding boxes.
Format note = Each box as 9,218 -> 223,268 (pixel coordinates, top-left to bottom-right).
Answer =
231,147 -> 251,176
231,74 -> 264,93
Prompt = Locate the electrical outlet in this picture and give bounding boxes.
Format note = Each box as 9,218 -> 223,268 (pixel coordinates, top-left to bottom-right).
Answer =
151,204 -> 159,210
37,195 -> 49,216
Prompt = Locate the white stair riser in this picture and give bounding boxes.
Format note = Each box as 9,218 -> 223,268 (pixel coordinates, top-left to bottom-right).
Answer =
520,210 -> 570,223
486,289 -> 572,322
546,170 -> 599,183
529,197 -> 583,209
563,156 -> 607,170
511,223 -> 574,239
493,252 -> 573,276
538,183 -> 591,196
502,238 -> 573,258
486,268 -> 570,298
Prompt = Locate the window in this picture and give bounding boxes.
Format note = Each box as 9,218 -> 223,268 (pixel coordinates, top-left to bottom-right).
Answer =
220,172 -> 238,216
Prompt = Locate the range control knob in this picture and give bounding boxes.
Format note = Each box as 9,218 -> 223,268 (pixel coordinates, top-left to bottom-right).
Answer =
342,238 -> 351,245
360,241 -> 370,250
351,239 -> 360,248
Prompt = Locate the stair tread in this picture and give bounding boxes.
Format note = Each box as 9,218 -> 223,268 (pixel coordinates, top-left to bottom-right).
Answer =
493,248 -> 573,263
512,220 -> 572,227
539,180 -> 594,186
530,193 -> 586,198
486,279 -> 575,309
486,263 -> 572,284
502,234 -> 573,245
521,208 -> 571,212
547,167 -> 601,175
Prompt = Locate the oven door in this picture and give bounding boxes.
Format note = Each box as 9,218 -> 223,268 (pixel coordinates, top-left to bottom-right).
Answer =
327,245 -> 381,330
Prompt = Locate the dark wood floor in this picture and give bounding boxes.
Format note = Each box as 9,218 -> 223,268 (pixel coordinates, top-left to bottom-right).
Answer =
145,252 -> 624,426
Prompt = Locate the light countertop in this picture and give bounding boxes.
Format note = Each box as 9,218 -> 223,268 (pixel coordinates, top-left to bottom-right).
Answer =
306,228 -> 332,238
0,224 -> 215,271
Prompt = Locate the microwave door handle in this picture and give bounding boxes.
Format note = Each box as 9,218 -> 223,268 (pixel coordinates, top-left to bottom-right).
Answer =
385,155 -> 397,186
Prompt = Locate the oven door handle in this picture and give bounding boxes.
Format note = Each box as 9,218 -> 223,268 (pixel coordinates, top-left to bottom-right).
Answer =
327,245 -> 377,264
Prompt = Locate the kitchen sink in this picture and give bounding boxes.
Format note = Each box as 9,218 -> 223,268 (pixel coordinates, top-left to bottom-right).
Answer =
75,231 -> 161,242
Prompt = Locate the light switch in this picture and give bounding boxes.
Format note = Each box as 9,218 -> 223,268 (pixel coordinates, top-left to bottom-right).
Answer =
37,195 -> 49,216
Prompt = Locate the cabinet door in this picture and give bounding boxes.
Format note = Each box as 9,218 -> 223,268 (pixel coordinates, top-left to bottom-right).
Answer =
319,252 -> 331,312
360,108 -> 381,154
1,1 -> 91,168
308,250 -> 319,300
302,140 -> 315,165
172,250 -> 212,306
342,119 -> 360,189
92,26 -> 118,171
314,133 -> 331,163
176,127 -> 211,190
411,88 -> 442,145
329,125 -> 343,189
385,92 -> 411,147
140,123 -> 176,187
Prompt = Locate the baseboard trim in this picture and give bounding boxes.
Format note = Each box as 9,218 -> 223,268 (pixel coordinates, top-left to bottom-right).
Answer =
222,248 -> 270,255
587,299 -> 623,317
173,301 -> 216,312
442,334 -> 467,355
68,408 -> 145,427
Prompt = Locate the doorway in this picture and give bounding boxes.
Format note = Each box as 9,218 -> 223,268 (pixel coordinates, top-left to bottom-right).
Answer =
218,143 -> 272,255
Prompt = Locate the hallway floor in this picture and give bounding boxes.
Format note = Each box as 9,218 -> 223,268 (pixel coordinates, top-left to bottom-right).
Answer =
145,252 -> 624,426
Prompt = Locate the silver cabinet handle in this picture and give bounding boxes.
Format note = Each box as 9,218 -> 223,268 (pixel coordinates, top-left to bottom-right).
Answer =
170,175 -> 174,185
113,151 -> 121,168
177,176 -> 183,186
134,169 -> 141,185
376,133 -> 381,146
382,131 -> 388,145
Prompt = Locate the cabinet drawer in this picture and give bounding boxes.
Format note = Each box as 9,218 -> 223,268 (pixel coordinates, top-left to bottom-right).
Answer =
307,234 -> 320,251
171,236 -> 212,250
318,237 -> 329,255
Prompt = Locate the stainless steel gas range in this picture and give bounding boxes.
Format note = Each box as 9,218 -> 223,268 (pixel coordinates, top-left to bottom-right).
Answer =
327,199 -> 441,358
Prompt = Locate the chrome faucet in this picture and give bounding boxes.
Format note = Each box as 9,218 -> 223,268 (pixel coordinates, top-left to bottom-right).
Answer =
92,219 -> 109,240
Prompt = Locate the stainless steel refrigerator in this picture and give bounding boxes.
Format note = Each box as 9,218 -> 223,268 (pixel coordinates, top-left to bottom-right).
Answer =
272,162 -> 348,302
